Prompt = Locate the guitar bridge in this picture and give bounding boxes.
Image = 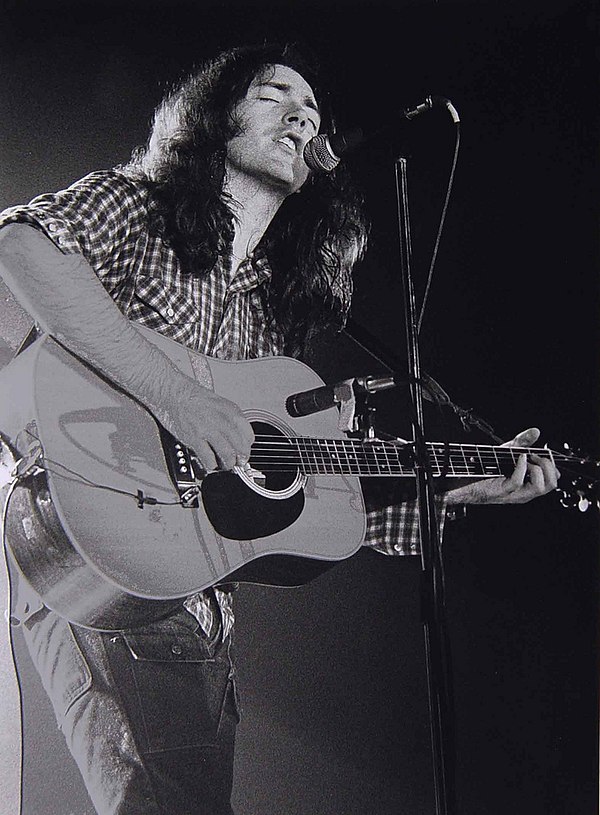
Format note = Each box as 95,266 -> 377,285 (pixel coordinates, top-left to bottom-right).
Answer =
158,426 -> 200,509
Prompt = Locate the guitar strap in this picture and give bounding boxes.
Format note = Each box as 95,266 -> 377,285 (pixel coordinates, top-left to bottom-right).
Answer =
0,439 -> 24,813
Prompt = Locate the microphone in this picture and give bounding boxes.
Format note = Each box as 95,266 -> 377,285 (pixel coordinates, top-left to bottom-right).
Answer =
285,375 -> 402,418
304,95 -> 460,173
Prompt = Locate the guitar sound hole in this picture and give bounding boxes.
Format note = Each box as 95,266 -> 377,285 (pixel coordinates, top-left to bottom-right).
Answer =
201,419 -> 305,541
249,420 -> 298,492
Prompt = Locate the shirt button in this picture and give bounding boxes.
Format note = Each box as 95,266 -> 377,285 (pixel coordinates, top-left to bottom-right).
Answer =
393,543 -> 403,552
57,236 -> 68,246
166,307 -> 175,318
171,643 -> 182,655
47,222 -> 59,232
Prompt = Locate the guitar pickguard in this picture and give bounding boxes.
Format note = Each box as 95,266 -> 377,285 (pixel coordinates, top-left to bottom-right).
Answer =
201,470 -> 305,540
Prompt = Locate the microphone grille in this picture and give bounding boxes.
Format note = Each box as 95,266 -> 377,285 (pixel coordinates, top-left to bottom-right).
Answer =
303,135 -> 340,173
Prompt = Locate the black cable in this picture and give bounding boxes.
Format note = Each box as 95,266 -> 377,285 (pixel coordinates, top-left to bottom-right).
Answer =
418,122 -> 461,332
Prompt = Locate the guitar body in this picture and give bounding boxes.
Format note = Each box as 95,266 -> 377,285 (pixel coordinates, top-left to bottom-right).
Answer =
1,329 -> 365,629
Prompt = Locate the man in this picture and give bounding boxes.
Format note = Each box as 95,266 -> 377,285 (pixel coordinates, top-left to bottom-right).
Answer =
0,44 -> 558,814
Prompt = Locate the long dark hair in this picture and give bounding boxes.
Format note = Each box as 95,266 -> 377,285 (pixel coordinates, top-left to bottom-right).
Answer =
128,44 -> 369,357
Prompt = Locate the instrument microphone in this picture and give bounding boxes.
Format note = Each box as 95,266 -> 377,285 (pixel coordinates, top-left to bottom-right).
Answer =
285,374 -> 402,419
304,95 -> 460,173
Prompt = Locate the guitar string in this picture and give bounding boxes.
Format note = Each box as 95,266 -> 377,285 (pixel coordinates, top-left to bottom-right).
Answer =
15,430 -> 598,498
251,435 -> 582,460
247,440 -> 597,482
249,438 -> 588,466
249,442 -> 578,464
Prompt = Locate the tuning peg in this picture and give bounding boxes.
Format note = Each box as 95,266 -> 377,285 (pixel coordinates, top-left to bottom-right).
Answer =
577,495 -> 591,512
558,488 -> 577,510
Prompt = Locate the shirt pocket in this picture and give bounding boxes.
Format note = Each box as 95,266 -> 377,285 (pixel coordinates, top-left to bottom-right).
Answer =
128,274 -> 200,339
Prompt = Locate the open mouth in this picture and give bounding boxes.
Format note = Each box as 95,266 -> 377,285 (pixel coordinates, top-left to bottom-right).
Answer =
276,136 -> 297,152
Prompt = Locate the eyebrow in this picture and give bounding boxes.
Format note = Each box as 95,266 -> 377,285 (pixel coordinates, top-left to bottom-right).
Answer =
255,80 -> 320,114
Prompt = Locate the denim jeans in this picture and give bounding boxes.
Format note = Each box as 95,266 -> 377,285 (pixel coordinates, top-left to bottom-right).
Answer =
21,602 -> 239,815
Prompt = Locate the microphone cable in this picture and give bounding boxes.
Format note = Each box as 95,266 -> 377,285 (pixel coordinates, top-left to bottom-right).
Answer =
417,120 -> 461,333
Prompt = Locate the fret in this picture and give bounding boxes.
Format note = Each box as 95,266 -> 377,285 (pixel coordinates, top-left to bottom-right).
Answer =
362,442 -> 378,476
335,441 -> 344,473
431,444 -> 445,476
492,446 -> 501,476
297,437 -> 310,472
346,440 -> 360,474
362,442 -> 377,475
462,444 -> 487,476
475,445 -> 489,475
459,444 -> 470,475
380,443 -> 393,476
377,443 -> 392,475
473,445 -> 502,476
392,444 -> 404,475
304,436 -> 320,474
339,439 -> 352,473
315,438 -> 327,474
367,441 -> 392,475
428,443 -> 441,476
327,438 -> 340,473
373,443 -> 385,475
322,439 -> 332,473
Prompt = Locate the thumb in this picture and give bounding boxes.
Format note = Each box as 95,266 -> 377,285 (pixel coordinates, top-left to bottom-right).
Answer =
508,427 -> 541,448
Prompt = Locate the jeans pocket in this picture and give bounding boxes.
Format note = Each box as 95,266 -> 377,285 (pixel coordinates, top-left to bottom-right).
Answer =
117,625 -> 234,753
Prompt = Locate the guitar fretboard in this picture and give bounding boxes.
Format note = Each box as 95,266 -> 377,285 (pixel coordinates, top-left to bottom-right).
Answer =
249,437 -> 559,478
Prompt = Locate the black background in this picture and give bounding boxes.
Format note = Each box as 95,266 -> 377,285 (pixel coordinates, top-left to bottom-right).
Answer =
1,1 -> 598,813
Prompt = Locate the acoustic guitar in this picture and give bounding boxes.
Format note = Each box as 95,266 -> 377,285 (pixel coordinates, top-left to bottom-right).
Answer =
1,327 -> 595,630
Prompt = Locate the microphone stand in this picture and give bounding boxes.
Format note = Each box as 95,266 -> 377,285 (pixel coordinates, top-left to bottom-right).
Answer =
394,156 -> 456,814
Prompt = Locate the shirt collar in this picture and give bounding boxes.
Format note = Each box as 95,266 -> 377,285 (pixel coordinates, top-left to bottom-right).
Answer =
227,248 -> 272,294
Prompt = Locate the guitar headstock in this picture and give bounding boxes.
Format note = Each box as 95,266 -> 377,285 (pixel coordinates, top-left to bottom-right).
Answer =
555,442 -> 600,513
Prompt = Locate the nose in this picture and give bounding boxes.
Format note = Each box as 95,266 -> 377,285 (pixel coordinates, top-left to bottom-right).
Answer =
284,107 -> 308,129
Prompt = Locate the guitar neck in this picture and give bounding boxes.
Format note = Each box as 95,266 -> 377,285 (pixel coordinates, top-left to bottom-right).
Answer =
250,437 -> 560,478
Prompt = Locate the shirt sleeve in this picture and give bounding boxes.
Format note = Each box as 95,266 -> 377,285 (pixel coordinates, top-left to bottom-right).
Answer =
0,170 -> 146,295
363,493 -> 449,556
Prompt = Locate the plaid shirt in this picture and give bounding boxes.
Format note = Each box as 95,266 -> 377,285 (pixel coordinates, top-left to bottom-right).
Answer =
0,170 -> 445,635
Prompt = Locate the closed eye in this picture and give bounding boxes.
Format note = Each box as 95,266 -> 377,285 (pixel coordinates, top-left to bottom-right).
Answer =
257,96 -> 319,132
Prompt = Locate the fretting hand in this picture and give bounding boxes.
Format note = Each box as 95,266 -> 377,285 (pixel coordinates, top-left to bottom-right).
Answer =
446,427 -> 560,505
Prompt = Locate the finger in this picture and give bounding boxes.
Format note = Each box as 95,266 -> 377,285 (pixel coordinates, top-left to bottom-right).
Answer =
530,454 -> 560,491
216,403 -> 254,454
216,397 -> 254,445
502,427 -> 541,449
192,440 -> 218,473
504,452 -> 528,491
238,413 -> 255,448
526,461 -> 547,496
208,434 -> 239,471
218,421 -> 253,466
515,458 -> 559,503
